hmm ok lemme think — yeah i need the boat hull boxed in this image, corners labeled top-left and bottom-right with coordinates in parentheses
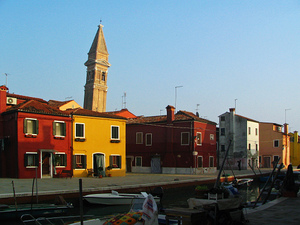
top-left (83, 193), bottom-right (160, 206)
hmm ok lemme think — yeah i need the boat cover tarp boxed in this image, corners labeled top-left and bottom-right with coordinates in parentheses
top-left (187, 197), bottom-right (242, 211)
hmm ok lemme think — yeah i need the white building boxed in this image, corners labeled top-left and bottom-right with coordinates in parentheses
top-left (218, 108), bottom-right (259, 170)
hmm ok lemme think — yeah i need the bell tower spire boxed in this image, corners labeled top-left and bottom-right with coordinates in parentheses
top-left (84, 23), bottom-right (111, 112)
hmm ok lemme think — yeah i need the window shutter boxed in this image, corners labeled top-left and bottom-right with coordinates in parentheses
top-left (109, 156), bottom-right (113, 167)
top-left (36, 120), bottom-right (39, 134)
top-left (53, 122), bottom-right (56, 136)
top-left (35, 154), bottom-right (39, 166)
top-left (24, 119), bottom-right (27, 133)
top-left (63, 123), bottom-right (66, 136)
top-left (72, 155), bottom-right (76, 169)
top-left (64, 154), bottom-right (67, 167)
top-left (24, 154), bottom-right (28, 166)
top-left (83, 155), bottom-right (87, 169)
top-left (118, 156), bottom-right (122, 168)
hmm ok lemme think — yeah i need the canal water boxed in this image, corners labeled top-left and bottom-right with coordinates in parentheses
top-left (3, 180), bottom-right (263, 224)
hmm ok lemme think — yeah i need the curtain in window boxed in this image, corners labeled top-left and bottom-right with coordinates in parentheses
top-left (94, 154), bottom-right (104, 176)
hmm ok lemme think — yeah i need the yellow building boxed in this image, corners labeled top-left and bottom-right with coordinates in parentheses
top-left (290, 131), bottom-right (300, 166)
top-left (69, 108), bottom-right (127, 177)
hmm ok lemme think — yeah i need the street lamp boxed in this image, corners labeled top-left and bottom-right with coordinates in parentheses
top-left (175, 86), bottom-right (183, 112)
top-left (285, 108), bottom-right (291, 124)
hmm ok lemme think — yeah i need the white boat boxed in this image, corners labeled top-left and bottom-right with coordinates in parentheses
top-left (83, 190), bottom-right (160, 206)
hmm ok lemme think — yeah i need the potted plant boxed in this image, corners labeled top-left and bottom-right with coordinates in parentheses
top-left (106, 166), bottom-right (112, 177)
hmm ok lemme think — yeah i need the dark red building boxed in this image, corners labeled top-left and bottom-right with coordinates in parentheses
top-left (126, 105), bottom-right (217, 174)
top-left (0, 86), bottom-right (72, 178)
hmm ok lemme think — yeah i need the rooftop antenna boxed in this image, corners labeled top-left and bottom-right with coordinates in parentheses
top-left (122, 92), bottom-right (127, 109)
top-left (65, 96), bottom-right (72, 101)
top-left (4, 73), bottom-right (9, 87)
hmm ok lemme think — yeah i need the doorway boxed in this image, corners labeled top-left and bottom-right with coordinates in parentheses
top-left (151, 156), bottom-right (161, 173)
top-left (93, 153), bottom-right (105, 177)
top-left (42, 152), bottom-right (52, 178)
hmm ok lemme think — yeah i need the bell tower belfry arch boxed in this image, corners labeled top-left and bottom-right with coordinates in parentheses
top-left (84, 24), bottom-right (111, 112)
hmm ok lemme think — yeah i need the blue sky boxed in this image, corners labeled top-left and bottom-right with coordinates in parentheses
top-left (1, 0), bottom-right (300, 131)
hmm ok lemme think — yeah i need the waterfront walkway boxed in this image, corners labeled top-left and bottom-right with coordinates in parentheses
top-left (1, 169), bottom-right (299, 224)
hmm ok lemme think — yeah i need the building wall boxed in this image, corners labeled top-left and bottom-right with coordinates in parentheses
top-left (72, 115), bottom-right (126, 177)
top-left (1, 112), bottom-right (72, 178)
top-left (290, 131), bottom-right (300, 166)
top-left (259, 123), bottom-right (283, 168)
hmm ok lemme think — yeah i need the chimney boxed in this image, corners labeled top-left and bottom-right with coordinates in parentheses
top-left (166, 105), bottom-right (175, 124)
top-left (229, 108), bottom-right (235, 114)
top-left (284, 123), bottom-right (289, 134)
top-left (0, 85), bottom-right (8, 113)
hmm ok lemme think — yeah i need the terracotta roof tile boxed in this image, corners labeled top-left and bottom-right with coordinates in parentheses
top-left (5, 100), bottom-right (69, 116)
top-left (67, 108), bottom-right (126, 120)
top-left (7, 93), bottom-right (47, 103)
top-left (48, 100), bottom-right (73, 108)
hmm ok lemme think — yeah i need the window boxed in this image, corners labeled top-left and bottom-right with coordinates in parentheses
top-left (53, 121), bottom-right (66, 137)
top-left (74, 155), bottom-right (86, 169)
top-left (274, 155), bottom-right (279, 163)
top-left (111, 126), bottom-right (120, 140)
top-left (24, 153), bottom-right (38, 167)
top-left (248, 127), bottom-right (251, 135)
top-left (221, 116), bottom-right (225, 121)
top-left (196, 132), bottom-right (202, 145)
top-left (221, 145), bottom-right (225, 152)
top-left (198, 156), bottom-right (203, 168)
top-left (209, 156), bottom-right (214, 167)
top-left (146, 133), bottom-right (152, 146)
top-left (210, 134), bottom-right (214, 141)
top-left (181, 132), bottom-right (189, 145)
top-left (256, 144), bottom-right (258, 151)
top-left (248, 143), bottom-right (251, 150)
top-left (274, 140), bottom-right (279, 147)
top-left (110, 155), bottom-right (121, 169)
top-left (54, 153), bottom-right (67, 167)
top-left (255, 128), bottom-right (258, 135)
top-left (75, 123), bottom-right (85, 138)
top-left (102, 72), bottom-right (106, 81)
top-left (136, 132), bottom-right (143, 144)
top-left (220, 128), bottom-right (225, 136)
top-left (135, 156), bottom-right (142, 167)
top-left (24, 118), bottom-right (39, 135)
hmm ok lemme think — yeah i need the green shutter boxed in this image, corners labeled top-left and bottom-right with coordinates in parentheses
top-left (64, 154), bottom-right (67, 167)
top-left (36, 120), bottom-right (39, 134)
top-left (83, 155), bottom-right (87, 169)
top-left (72, 155), bottom-right (76, 169)
top-left (63, 123), bottom-right (66, 136)
top-left (53, 122), bottom-right (56, 136)
top-left (24, 154), bottom-right (28, 166)
top-left (109, 155), bottom-right (112, 167)
top-left (35, 154), bottom-right (39, 166)
top-left (24, 119), bottom-right (27, 134)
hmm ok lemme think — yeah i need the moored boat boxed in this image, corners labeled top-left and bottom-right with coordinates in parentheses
top-left (83, 190), bottom-right (160, 206)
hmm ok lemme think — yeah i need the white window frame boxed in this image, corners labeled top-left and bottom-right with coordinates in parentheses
top-left (24, 118), bottom-right (38, 135)
top-left (145, 133), bottom-right (152, 146)
top-left (74, 154), bottom-right (86, 170)
top-left (25, 152), bottom-right (38, 168)
top-left (210, 134), bottom-right (214, 140)
top-left (136, 132), bottom-right (143, 144)
top-left (181, 132), bottom-right (190, 145)
top-left (54, 152), bottom-right (66, 168)
top-left (53, 120), bottom-right (66, 137)
top-left (109, 154), bottom-right (121, 169)
top-left (196, 132), bottom-right (202, 146)
top-left (111, 125), bottom-right (120, 140)
top-left (75, 123), bottom-right (85, 138)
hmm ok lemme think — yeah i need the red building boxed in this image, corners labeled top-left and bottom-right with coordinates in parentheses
top-left (0, 86), bottom-right (72, 178)
top-left (126, 105), bottom-right (217, 174)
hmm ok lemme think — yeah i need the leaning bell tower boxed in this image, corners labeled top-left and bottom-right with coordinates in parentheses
top-left (84, 23), bottom-right (110, 112)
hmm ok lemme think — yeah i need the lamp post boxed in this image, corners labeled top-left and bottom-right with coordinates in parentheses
top-left (285, 108), bottom-right (291, 124)
top-left (175, 86), bottom-right (183, 112)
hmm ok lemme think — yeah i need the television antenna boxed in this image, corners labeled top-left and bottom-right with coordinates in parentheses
top-left (4, 73), bottom-right (10, 86)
